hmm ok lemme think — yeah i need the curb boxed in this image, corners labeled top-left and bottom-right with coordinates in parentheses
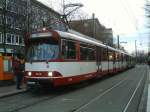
top-left (147, 85), bottom-right (150, 112)
top-left (137, 68), bottom-right (148, 112)
top-left (0, 89), bottom-right (27, 98)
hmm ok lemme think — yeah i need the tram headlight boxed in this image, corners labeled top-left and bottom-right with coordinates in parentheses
top-left (28, 72), bottom-right (32, 76)
top-left (48, 72), bottom-right (53, 77)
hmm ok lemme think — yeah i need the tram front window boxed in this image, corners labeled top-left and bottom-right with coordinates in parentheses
top-left (27, 43), bottom-right (59, 61)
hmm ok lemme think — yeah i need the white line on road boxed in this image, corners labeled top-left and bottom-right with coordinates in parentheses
top-left (123, 70), bottom-right (146, 112)
top-left (74, 79), bottom-right (126, 112)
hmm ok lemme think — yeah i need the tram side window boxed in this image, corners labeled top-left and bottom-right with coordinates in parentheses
top-left (101, 48), bottom-right (108, 61)
top-left (88, 49), bottom-right (95, 60)
top-left (126, 56), bottom-right (129, 62)
top-left (108, 50), bottom-right (114, 61)
top-left (116, 53), bottom-right (122, 61)
top-left (119, 53), bottom-right (122, 61)
top-left (80, 46), bottom-right (95, 61)
top-left (122, 54), bottom-right (124, 62)
top-left (62, 39), bottom-right (76, 59)
top-left (80, 46), bottom-right (88, 60)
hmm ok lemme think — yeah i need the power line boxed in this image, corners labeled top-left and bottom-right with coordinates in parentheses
top-left (125, 0), bottom-right (143, 43)
top-left (119, 0), bottom-right (142, 43)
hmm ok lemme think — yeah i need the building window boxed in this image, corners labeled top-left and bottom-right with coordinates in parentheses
top-left (6, 16), bottom-right (12, 26)
top-left (0, 0), bottom-right (2, 8)
top-left (11, 34), bottom-right (15, 45)
top-left (19, 36), bottom-right (24, 45)
top-left (0, 32), bottom-right (2, 43)
top-left (0, 14), bottom-right (2, 25)
top-left (6, 0), bottom-right (12, 11)
top-left (15, 35), bottom-right (19, 45)
top-left (6, 33), bottom-right (12, 44)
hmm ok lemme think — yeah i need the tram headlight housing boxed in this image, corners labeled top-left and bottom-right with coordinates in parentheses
top-left (48, 72), bottom-right (53, 77)
top-left (28, 72), bottom-right (32, 76)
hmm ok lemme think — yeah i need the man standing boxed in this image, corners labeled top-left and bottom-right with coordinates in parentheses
top-left (12, 54), bottom-right (25, 89)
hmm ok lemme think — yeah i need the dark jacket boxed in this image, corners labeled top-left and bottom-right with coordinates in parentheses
top-left (12, 58), bottom-right (24, 75)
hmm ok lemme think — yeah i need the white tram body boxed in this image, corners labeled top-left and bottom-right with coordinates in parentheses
top-left (25, 29), bottom-right (135, 87)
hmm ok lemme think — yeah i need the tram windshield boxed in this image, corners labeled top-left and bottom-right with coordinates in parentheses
top-left (27, 43), bottom-right (59, 61)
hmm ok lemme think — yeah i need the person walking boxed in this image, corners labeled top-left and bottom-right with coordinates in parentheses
top-left (12, 54), bottom-right (25, 89)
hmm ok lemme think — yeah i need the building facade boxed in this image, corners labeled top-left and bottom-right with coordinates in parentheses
top-left (30, 0), bottom-right (67, 32)
top-left (0, 0), bottom-right (67, 56)
top-left (69, 18), bottom-right (113, 46)
top-left (0, 0), bottom-right (27, 55)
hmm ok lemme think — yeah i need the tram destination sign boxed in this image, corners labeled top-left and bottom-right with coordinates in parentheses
top-left (31, 32), bottom-right (52, 38)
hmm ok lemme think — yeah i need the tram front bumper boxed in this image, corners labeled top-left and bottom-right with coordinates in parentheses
top-left (25, 77), bottom-right (53, 86)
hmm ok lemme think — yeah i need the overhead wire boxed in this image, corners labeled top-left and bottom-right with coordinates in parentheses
top-left (119, 0), bottom-right (142, 44)
top-left (125, 0), bottom-right (143, 44)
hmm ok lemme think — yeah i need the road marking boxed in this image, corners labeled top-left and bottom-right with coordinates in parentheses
top-left (123, 70), bottom-right (146, 112)
top-left (74, 79), bottom-right (126, 112)
top-left (61, 98), bottom-right (74, 102)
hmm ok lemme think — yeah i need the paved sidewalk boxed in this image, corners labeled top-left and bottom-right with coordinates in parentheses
top-left (147, 68), bottom-right (150, 112)
top-left (0, 84), bottom-right (26, 98)
top-left (147, 84), bottom-right (150, 112)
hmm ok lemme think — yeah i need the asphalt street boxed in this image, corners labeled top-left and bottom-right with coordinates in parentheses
top-left (0, 65), bottom-right (147, 112)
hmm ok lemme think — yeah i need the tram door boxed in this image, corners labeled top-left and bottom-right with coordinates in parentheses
top-left (96, 47), bottom-right (102, 76)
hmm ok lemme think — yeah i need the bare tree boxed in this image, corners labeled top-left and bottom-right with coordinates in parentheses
top-left (145, 1), bottom-right (150, 53)
top-left (1, 0), bottom-right (6, 55)
top-left (56, 0), bottom-right (84, 28)
top-left (68, 9), bottom-right (89, 21)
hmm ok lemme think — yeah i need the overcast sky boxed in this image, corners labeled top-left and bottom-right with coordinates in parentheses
top-left (38, 0), bottom-right (149, 53)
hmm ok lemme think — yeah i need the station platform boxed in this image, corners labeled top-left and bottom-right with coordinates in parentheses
top-left (147, 84), bottom-right (150, 112)
top-left (0, 84), bottom-right (26, 98)
top-left (147, 67), bottom-right (150, 112)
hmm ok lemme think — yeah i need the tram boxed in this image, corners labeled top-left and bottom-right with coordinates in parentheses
top-left (24, 28), bottom-right (135, 87)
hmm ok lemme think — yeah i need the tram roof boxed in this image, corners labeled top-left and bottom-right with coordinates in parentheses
top-left (31, 29), bottom-right (133, 57)
top-left (57, 30), bottom-right (106, 48)
top-left (56, 30), bottom-right (133, 57)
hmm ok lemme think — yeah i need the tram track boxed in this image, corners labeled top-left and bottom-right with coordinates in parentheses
top-left (0, 86), bottom-right (86, 112)
top-left (0, 67), bottom-right (144, 112)
top-left (71, 78), bottom-right (126, 112)
top-left (69, 66), bottom-right (147, 112)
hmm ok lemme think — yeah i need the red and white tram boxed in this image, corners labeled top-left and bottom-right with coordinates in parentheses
top-left (24, 28), bottom-right (135, 87)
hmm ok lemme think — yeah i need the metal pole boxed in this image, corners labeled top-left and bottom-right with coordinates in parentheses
top-left (2, 0), bottom-right (7, 55)
top-left (135, 40), bottom-right (137, 62)
top-left (117, 35), bottom-right (120, 49)
top-left (27, 0), bottom-right (31, 33)
top-left (92, 13), bottom-right (95, 39)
